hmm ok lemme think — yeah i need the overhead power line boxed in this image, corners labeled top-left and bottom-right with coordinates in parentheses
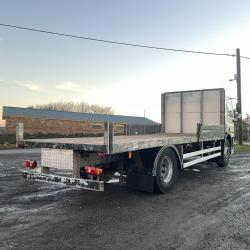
top-left (0, 23), bottom-right (236, 57)
top-left (240, 55), bottom-right (250, 60)
top-left (0, 23), bottom-right (250, 60)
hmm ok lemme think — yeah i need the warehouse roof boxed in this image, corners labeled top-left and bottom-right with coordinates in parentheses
top-left (2, 106), bottom-right (159, 125)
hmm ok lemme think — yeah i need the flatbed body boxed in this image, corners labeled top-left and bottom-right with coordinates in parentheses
top-left (24, 131), bottom-right (224, 154)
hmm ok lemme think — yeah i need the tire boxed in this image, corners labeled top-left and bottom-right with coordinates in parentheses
top-left (102, 168), bottom-right (116, 183)
top-left (154, 148), bottom-right (178, 193)
top-left (216, 139), bottom-right (231, 167)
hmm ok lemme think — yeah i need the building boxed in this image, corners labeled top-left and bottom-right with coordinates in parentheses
top-left (2, 106), bottom-right (160, 139)
top-left (0, 126), bottom-right (5, 143)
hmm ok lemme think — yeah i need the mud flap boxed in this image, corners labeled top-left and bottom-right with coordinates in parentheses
top-left (127, 172), bottom-right (154, 192)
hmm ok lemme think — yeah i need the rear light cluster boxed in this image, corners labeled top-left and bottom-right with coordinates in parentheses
top-left (24, 160), bottom-right (37, 169)
top-left (84, 166), bottom-right (103, 176)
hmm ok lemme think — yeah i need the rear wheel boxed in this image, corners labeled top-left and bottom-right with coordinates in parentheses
top-left (102, 173), bottom-right (114, 183)
top-left (216, 139), bottom-right (231, 167)
top-left (154, 148), bottom-right (178, 193)
top-left (102, 167), bottom-right (116, 183)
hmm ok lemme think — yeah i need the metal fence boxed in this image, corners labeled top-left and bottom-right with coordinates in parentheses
top-left (235, 122), bottom-right (250, 141)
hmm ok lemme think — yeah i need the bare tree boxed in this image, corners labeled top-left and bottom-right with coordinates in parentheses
top-left (28, 101), bottom-right (115, 115)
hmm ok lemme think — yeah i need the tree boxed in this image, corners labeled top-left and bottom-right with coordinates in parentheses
top-left (28, 101), bottom-right (115, 115)
top-left (245, 114), bottom-right (250, 124)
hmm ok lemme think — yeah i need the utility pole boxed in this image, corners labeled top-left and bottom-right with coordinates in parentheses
top-left (236, 48), bottom-right (243, 144)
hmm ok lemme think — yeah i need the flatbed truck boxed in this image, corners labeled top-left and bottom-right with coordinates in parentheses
top-left (22, 88), bottom-right (234, 193)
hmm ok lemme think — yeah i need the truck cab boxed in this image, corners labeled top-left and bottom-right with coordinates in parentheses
top-left (225, 97), bottom-right (235, 138)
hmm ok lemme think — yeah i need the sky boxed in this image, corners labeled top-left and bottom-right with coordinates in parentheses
top-left (0, 0), bottom-right (250, 126)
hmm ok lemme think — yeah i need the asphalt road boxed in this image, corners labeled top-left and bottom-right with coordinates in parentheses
top-left (0, 149), bottom-right (249, 250)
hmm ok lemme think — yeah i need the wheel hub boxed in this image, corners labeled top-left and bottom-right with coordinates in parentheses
top-left (160, 156), bottom-right (173, 183)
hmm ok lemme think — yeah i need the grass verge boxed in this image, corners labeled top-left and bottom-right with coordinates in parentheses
top-left (234, 144), bottom-right (250, 153)
top-left (0, 143), bottom-right (16, 150)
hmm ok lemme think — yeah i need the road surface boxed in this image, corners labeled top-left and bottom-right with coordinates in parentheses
top-left (0, 149), bottom-right (249, 249)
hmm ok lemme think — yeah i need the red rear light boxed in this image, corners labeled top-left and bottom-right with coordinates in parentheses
top-left (24, 160), bottom-right (31, 168)
top-left (84, 166), bottom-right (91, 174)
top-left (30, 160), bottom-right (37, 169)
top-left (84, 166), bottom-right (103, 176)
top-left (24, 160), bottom-right (37, 168)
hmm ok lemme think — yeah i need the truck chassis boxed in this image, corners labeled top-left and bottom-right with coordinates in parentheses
top-left (23, 123), bottom-right (232, 193)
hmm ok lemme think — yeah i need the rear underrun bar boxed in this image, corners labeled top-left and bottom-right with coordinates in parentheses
top-left (22, 171), bottom-right (104, 191)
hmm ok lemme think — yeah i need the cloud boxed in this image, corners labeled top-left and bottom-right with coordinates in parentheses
top-left (55, 81), bottom-right (81, 92)
top-left (22, 83), bottom-right (41, 91)
top-left (14, 81), bottom-right (41, 91)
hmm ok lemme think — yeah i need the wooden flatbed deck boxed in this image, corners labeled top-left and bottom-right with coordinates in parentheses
top-left (24, 132), bottom-right (224, 154)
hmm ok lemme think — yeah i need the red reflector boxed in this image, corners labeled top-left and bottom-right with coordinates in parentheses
top-left (84, 166), bottom-right (103, 176)
top-left (98, 152), bottom-right (106, 158)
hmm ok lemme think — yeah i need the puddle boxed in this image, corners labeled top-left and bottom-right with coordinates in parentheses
top-left (184, 168), bottom-right (201, 172)
top-left (16, 188), bottom-right (70, 200)
top-left (0, 206), bottom-right (21, 213)
top-left (228, 169), bottom-right (246, 173)
top-left (0, 173), bottom-right (8, 177)
top-left (238, 175), bottom-right (250, 180)
top-left (192, 169), bottom-right (200, 172)
top-left (0, 204), bottom-right (54, 216)
top-left (107, 179), bottom-right (119, 184)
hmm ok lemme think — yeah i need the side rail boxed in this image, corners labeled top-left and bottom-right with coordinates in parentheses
top-left (183, 145), bottom-right (221, 168)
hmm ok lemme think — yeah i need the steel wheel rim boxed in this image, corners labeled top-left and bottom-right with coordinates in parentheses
top-left (160, 156), bottom-right (173, 183)
top-left (224, 143), bottom-right (230, 162)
